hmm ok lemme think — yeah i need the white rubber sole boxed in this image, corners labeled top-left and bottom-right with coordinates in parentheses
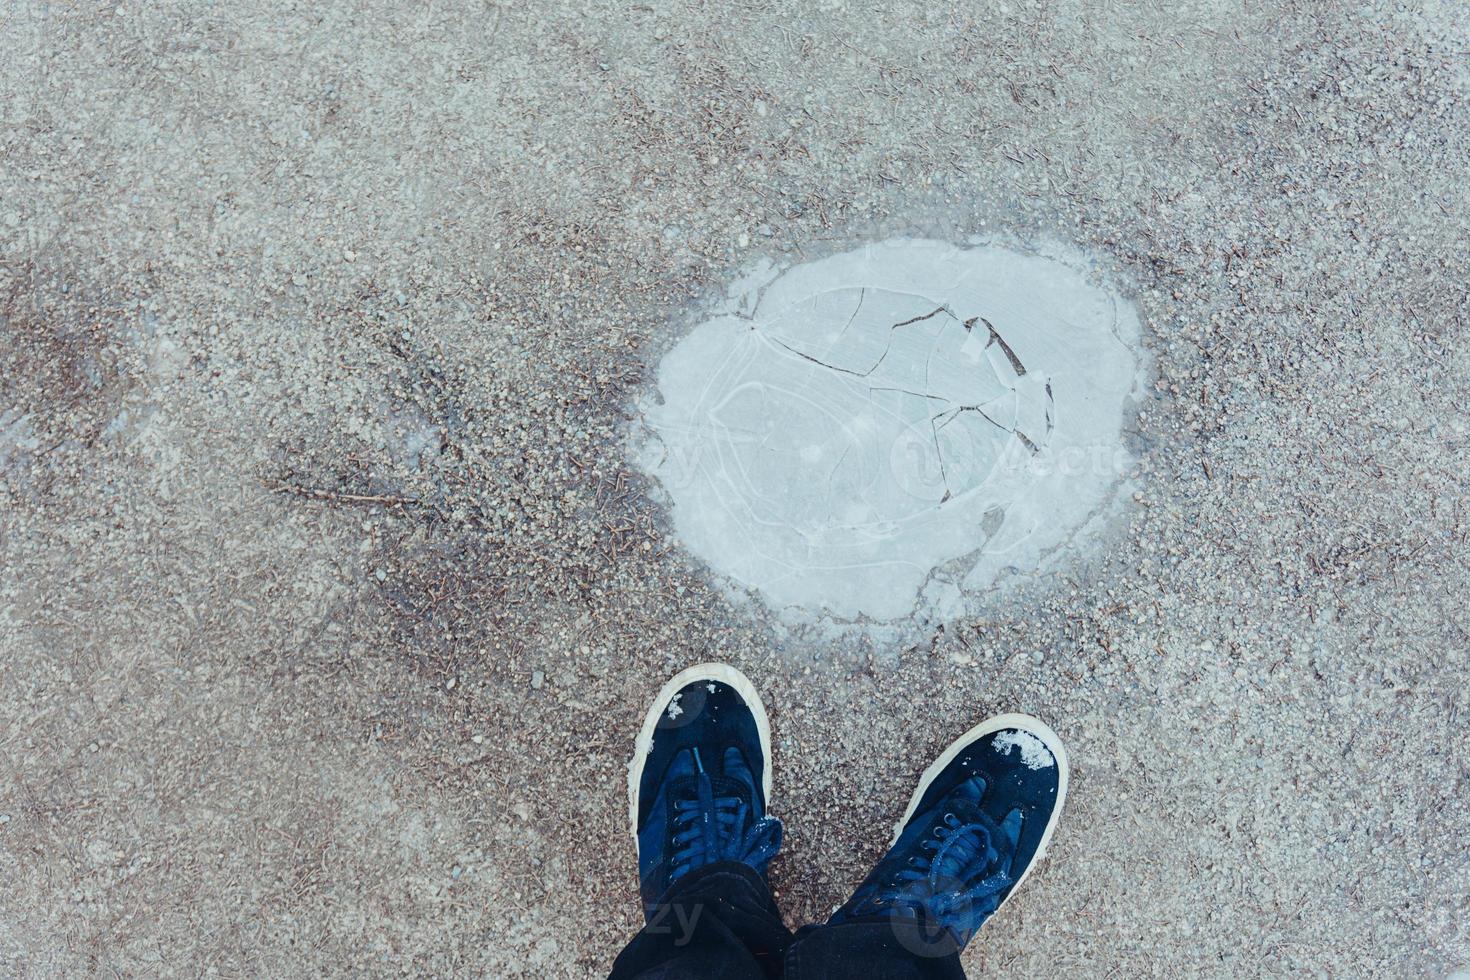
top-left (891, 712), bottom-right (1069, 915)
top-left (627, 662), bottom-right (774, 846)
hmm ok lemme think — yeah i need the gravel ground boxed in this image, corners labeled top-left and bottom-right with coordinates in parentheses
top-left (2, 0), bottom-right (1468, 976)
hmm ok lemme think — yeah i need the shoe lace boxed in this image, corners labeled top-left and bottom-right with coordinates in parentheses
top-left (866, 811), bottom-right (1015, 924)
top-left (669, 771), bottom-right (782, 883)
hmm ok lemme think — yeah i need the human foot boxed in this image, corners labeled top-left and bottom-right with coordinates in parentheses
top-left (627, 664), bottom-right (782, 916)
top-left (830, 714), bottom-right (1067, 952)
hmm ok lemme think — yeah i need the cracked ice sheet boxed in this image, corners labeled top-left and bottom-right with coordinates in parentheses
top-left (635, 238), bottom-right (1147, 623)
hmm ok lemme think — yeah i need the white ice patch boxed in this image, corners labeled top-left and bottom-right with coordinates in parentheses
top-left (666, 693), bottom-right (684, 720)
top-left (992, 730), bottom-right (1055, 770)
top-left (636, 238), bottom-right (1146, 622)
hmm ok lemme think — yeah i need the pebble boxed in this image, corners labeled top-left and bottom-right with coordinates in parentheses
top-left (531, 670), bottom-right (545, 690)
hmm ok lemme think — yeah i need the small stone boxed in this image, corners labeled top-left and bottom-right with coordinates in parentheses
top-left (531, 670), bottom-right (545, 689)
top-left (1030, 650), bottom-right (1045, 665)
top-left (374, 568), bottom-right (387, 581)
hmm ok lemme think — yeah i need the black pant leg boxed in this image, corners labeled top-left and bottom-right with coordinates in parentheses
top-left (609, 861), bottom-right (794, 980)
top-left (782, 919), bottom-right (967, 980)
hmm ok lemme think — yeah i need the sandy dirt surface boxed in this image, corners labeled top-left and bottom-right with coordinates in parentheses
top-left (2, 0), bottom-right (1468, 976)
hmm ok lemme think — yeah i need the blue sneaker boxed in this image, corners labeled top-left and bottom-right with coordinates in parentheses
top-left (627, 664), bottom-right (783, 917)
top-left (830, 714), bottom-right (1068, 953)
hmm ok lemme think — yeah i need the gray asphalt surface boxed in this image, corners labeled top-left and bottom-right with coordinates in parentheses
top-left (2, 0), bottom-right (1467, 975)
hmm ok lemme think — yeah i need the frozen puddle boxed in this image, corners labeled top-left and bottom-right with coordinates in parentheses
top-left (635, 238), bottom-right (1147, 623)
